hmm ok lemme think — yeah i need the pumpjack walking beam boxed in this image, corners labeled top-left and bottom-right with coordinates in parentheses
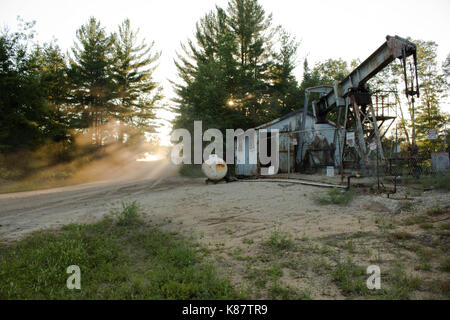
top-left (301, 35), bottom-right (420, 171)
top-left (314, 35), bottom-right (419, 124)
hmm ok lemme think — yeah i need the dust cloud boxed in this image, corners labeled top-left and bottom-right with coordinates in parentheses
top-left (0, 121), bottom-right (177, 193)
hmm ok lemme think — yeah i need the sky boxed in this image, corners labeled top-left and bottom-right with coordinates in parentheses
top-left (1, 0), bottom-right (449, 145)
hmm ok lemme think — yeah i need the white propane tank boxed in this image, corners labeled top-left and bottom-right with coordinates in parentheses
top-left (202, 155), bottom-right (227, 181)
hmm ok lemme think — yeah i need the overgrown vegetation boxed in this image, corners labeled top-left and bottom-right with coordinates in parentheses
top-left (418, 172), bottom-right (450, 191)
top-left (0, 202), bottom-right (240, 299)
top-left (313, 187), bottom-right (355, 206)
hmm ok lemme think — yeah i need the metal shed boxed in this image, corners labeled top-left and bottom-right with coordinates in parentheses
top-left (235, 109), bottom-right (338, 176)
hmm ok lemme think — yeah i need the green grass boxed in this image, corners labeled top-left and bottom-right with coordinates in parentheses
top-left (440, 221), bottom-right (450, 230)
top-left (398, 201), bottom-right (416, 212)
top-left (331, 257), bottom-right (369, 296)
top-left (263, 229), bottom-right (294, 251)
top-left (374, 215), bottom-right (395, 231)
top-left (268, 282), bottom-right (311, 300)
top-left (342, 240), bottom-right (356, 253)
top-left (330, 257), bottom-right (423, 299)
top-left (380, 267), bottom-right (422, 300)
top-left (114, 201), bottom-right (141, 226)
top-left (0, 202), bottom-right (240, 299)
top-left (402, 214), bottom-right (429, 226)
top-left (419, 223), bottom-right (433, 230)
top-left (428, 280), bottom-right (450, 297)
top-left (245, 263), bottom-right (283, 289)
top-left (313, 187), bottom-right (355, 206)
top-left (418, 171), bottom-right (450, 191)
top-left (426, 203), bottom-right (444, 216)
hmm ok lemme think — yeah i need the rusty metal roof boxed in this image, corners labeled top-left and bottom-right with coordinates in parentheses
top-left (255, 109), bottom-right (315, 130)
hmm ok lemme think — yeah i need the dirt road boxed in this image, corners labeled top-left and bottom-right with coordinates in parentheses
top-left (0, 159), bottom-right (180, 240)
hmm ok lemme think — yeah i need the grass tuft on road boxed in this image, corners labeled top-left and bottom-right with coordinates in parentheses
top-left (0, 202), bottom-right (240, 300)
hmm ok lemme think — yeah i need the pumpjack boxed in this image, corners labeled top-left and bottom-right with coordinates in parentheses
top-left (301, 35), bottom-right (420, 174)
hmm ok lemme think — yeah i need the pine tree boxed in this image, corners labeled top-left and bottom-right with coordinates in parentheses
top-left (112, 19), bottom-right (162, 144)
top-left (30, 42), bottom-right (73, 159)
top-left (68, 17), bottom-right (115, 147)
top-left (173, 0), bottom-right (300, 133)
top-left (0, 21), bottom-right (50, 153)
top-left (226, 0), bottom-right (274, 124)
top-left (413, 40), bottom-right (447, 153)
top-left (267, 29), bottom-right (302, 117)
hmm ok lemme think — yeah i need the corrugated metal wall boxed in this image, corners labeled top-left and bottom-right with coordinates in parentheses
top-left (235, 133), bottom-right (258, 176)
top-left (235, 111), bottom-right (340, 176)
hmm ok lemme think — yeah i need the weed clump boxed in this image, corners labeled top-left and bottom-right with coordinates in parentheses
top-left (331, 258), bottom-right (368, 296)
top-left (418, 171), bottom-right (450, 191)
top-left (426, 203), bottom-right (444, 216)
top-left (115, 201), bottom-right (141, 226)
top-left (313, 187), bottom-right (355, 206)
top-left (263, 229), bottom-right (293, 251)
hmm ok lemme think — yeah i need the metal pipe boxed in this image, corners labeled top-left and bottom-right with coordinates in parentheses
top-left (386, 175), bottom-right (397, 198)
top-left (238, 178), bottom-right (346, 189)
top-left (287, 136), bottom-right (290, 178)
top-left (347, 174), bottom-right (360, 190)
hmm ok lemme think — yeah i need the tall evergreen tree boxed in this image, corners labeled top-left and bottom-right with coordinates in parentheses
top-left (267, 30), bottom-right (302, 117)
top-left (173, 8), bottom-right (240, 132)
top-left (112, 19), bottom-right (162, 144)
top-left (443, 53), bottom-right (450, 80)
top-left (413, 40), bottom-right (448, 152)
top-left (173, 0), bottom-right (300, 134)
top-left (30, 42), bottom-right (73, 159)
top-left (226, 0), bottom-right (274, 124)
top-left (0, 21), bottom-right (51, 153)
top-left (68, 17), bottom-right (115, 147)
